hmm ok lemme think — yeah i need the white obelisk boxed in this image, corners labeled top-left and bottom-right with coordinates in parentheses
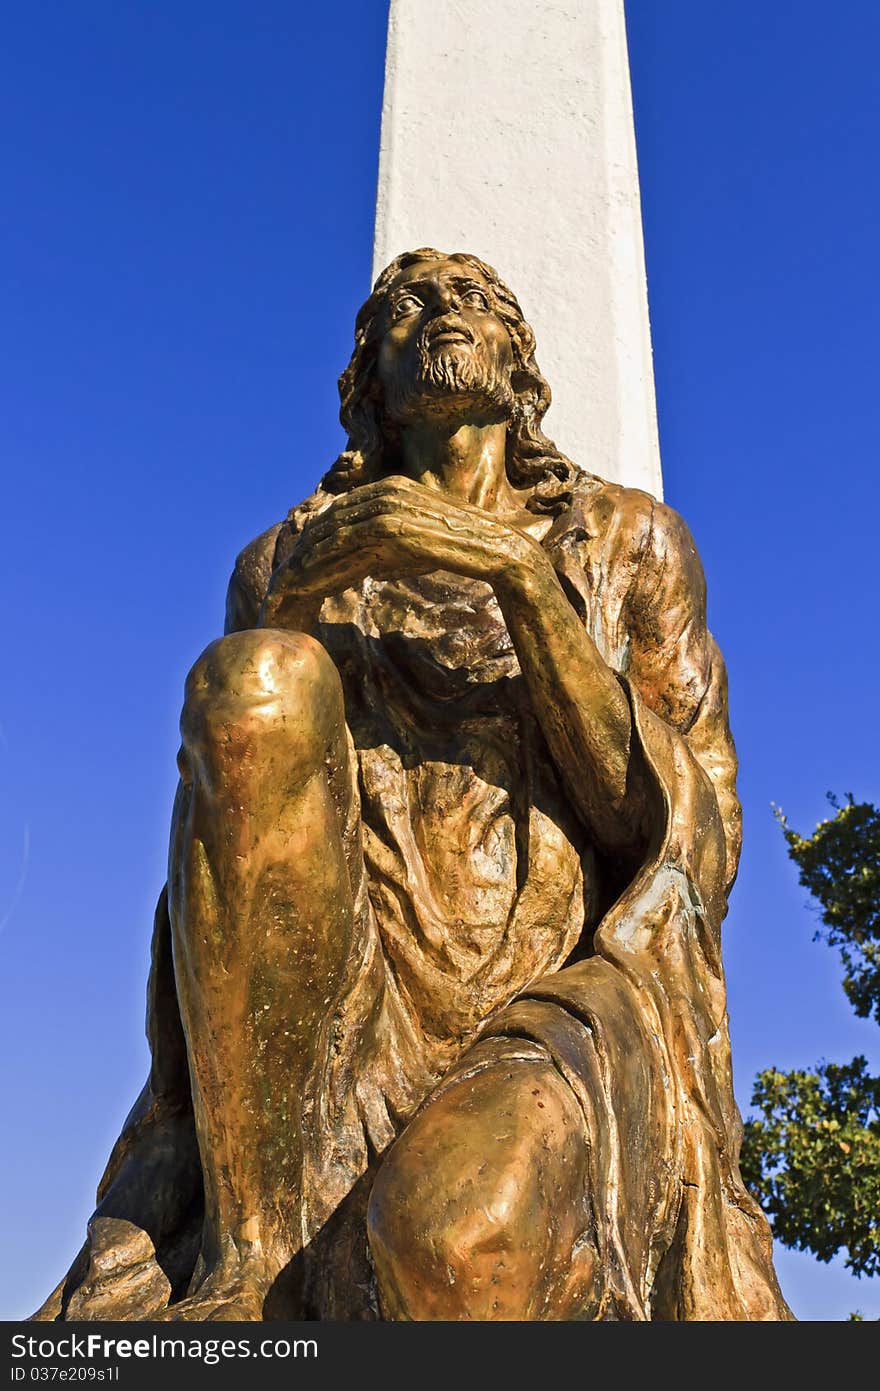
top-left (372, 0), bottom-right (662, 497)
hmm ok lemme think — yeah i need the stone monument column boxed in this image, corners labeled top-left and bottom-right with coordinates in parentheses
top-left (372, 0), bottom-right (662, 496)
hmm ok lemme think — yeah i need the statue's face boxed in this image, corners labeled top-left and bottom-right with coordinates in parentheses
top-left (376, 259), bottom-right (516, 425)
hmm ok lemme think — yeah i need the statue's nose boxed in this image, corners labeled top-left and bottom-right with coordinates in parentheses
top-left (432, 285), bottom-right (460, 314)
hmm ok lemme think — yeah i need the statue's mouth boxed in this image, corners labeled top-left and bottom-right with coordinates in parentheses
top-left (423, 319), bottom-right (475, 351)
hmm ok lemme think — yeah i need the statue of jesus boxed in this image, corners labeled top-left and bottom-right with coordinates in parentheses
top-left (36, 249), bottom-right (792, 1322)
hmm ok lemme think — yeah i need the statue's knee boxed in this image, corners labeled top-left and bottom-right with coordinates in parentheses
top-left (185, 629), bottom-right (337, 707)
top-left (367, 1058), bottom-right (589, 1319)
top-left (180, 630), bottom-right (343, 775)
top-left (368, 1162), bottom-right (512, 1314)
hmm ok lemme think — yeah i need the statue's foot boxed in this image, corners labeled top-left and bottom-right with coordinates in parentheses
top-left (61, 1219), bottom-right (173, 1322)
top-left (158, 1270), bottom-right (268, 1322)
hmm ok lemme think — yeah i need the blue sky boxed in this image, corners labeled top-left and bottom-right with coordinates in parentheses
top-left (1, 0), bottom-right (878, 1322)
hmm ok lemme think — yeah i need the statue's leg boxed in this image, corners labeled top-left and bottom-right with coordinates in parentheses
top-left (366, 1037), bottom-right (598, 1320)
top-left (165, 628), bottom-right (361, 1319)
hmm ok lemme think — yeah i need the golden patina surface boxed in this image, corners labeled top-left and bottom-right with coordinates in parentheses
top-left (34, 250), bottom-right (792, 1321)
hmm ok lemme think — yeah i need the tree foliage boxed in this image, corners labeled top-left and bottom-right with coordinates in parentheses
top-left (740, 1058), bottom-right (880, 1277)
top-left (740, 797), bottom-right (880, 1280)
top-left (779, 796), bottom-right (880, 1025)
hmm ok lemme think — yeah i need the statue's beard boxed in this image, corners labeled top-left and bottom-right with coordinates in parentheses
top-left (383, 340), bottom-right (516, 426)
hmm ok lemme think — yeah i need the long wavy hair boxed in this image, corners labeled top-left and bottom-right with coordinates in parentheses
top-left (320, 249), bottom-right (577, 514)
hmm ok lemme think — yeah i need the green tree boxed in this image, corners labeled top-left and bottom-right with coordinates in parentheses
top-left (739, 796), bottom-right (880, 1280)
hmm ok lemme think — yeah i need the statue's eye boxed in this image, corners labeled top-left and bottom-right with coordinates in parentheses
top-left (391, 294), bottom-right (422, 320)
top-left (462, 288), bottom-right (489, 310)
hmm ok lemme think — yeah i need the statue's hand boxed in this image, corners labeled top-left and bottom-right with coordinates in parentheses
top-left (263, 476), bottom-right (554, 623)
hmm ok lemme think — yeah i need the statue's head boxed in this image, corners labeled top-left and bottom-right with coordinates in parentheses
top-left (322, 249), bottom-right (576, 512)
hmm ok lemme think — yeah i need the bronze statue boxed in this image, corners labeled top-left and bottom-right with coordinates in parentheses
top-left (34, 249), bottom-right (792, 1321)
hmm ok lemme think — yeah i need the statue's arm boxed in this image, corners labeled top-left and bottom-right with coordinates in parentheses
top-left (616, 496), bottom-right (741, 887)
top-left (496, 495), bottom-right (719, 863)
top-left (493, 538), bottom-right (651, 860)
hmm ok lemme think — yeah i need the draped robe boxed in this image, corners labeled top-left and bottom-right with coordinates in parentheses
top-left (35, 467), bottom-right (793, 1321)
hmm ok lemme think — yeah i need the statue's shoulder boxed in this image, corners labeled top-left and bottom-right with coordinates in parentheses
top-left (224, 485), bottom-right (332, 634)
top-left (565, 471), bottom-right (701, 582)
top-left (225, 522), bottom-right (286, 634)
